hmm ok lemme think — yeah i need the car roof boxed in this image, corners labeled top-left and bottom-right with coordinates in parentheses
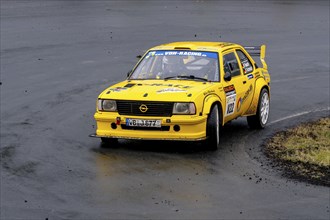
top-left (150, 41), bottom-right (240, 52)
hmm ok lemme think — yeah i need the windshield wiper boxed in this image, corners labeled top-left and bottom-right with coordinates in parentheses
top-left (164, 75), bottom-right (208, 82)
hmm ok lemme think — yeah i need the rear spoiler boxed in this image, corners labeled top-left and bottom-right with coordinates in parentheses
top-left (244, 45), bottom-right (267, 70)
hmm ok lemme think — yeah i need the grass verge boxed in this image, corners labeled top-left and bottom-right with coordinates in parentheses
top-left (266, 117), bottom-right (330, 186)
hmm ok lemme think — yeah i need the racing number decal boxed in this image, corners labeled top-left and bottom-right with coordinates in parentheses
top-left (224, 85), bottom-right (236, 116)
top-left (226, 96), bottom-right (236, 115)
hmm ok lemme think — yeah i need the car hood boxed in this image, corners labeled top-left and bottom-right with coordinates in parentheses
top-left (99, 80), bottom-right (216, 102)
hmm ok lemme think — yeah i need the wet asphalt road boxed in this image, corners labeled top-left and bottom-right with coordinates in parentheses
top-left (1, 1), bottom-right (329, 219)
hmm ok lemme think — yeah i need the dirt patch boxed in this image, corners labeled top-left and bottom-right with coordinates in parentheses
top-left (1, 145), bottom-right (39, 176)
top-left (265, 117), bottom-right (330, 186)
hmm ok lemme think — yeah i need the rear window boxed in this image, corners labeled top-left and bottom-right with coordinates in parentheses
top-left (236, 50), bottom-right (253, 74)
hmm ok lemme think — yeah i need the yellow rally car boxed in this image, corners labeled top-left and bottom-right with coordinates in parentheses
top-left (91, 42), bottom-right (270, 150)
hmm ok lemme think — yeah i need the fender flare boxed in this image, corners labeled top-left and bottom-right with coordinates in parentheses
top-left (244, 78), bottom-right (270, 116)
top-left (202, 95), bottom-right (224, 125)
top-left (255, 77), bottom-right (270, 100)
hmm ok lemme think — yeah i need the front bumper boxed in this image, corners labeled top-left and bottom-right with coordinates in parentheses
top-left (93, 112), bottom-right (208, 141)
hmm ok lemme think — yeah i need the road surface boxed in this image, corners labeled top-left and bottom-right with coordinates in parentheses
top-left (1, 1), bottom-right (329, 219)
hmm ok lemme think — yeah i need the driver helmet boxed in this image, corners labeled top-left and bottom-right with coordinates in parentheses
top-left (162, 56), bottom-right (183, 74)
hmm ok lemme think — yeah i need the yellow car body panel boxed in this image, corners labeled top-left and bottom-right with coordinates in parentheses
top-left (93, 42), bottom-right (270, 142)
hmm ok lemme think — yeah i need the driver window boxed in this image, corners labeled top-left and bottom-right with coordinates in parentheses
top-left (223, 52), bottom-right (240, 77)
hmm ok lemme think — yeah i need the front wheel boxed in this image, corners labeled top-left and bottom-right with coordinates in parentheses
top-left (247, 88), bottom-right (270, 129)
top-left (206, 105), bottom-right (221, 150)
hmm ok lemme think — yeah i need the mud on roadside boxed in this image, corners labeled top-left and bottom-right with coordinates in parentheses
top-left (264, 117), bottom-right (330, 187)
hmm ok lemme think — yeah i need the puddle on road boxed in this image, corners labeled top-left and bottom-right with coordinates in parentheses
top-left (90, 142), bottom-right (220, 207)
top-left (89, 120), bottom-right (251, 180)
top-left (87, 120), bottom-right (255, 206)
top-left (91, 140), bottom-right (215, 176)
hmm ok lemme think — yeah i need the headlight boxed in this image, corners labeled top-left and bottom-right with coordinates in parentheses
top-left (98, 99), bottom-right (117, 112)
top-left (173, 102), bottom-right (196, 115)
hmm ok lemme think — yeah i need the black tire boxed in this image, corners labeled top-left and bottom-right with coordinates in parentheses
top-left (247, 88), bottom-right (270, 129)
top-left (205, 105), bottom-right (221, 150)
top-left (100, 137), bottom-right (118, 148)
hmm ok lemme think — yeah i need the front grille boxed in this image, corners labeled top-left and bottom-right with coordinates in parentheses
top-left (116, 101), bottom-right (174, 116)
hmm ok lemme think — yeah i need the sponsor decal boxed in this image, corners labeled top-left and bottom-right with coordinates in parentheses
top-left (245, 67), bottom-right (253, 73)
top-left (247, 74), bottom-right (254, 80)
top-left (242, 85), bottom-right (253, 101)
top-left (145, 51), bottom-right (156, 59)
top-left (241, 60), bottom-right (253, 73)
top-left (224, 85), bottom-right (236, 116)
top-left (109, 87), bottom-right (128, 92)
top-left (157, 88), bottom-right (186, 93)
top-left (224, 85), bottom-right (236, 96)
top-left (144, 83), bottom-right (192, 89)
top-left (236, 85), bottom-right (253, 112)
top-left (224, 85), bottom-right (235, 93)
top-left (226, 94), bottom-right (236, 116)
top-left (148, 50), bottom-right (218, 59)
top-left (124, 83), bottom-right (136, 88)
top-left (237, 97), bottom-right (242, 111)
top-left (203, 89), bottom-right (215, 96)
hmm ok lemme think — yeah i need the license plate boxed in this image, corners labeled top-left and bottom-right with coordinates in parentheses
top-left (126, 118), bottom-right (161, 128)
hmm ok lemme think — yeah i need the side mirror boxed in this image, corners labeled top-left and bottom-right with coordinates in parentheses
top-left (224, 71), bottom-right (232, 81)
top-left (136, 55), bottom-right (142, 59)
top-left (127, 70), bottom-right (132, 77)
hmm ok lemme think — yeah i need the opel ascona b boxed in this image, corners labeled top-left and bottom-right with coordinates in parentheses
top-left (91, 42), bottom-right (270, 150)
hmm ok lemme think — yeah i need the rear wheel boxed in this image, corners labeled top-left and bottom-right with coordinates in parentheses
top-left (247, 88), bottom-right (270, 129)
top-left (206, 105), bottom-right (221, 150)
top-left (101, 137), bottom-right (118, 148)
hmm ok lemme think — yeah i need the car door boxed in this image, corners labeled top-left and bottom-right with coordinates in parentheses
top-left (222, 50), bottom-right (247, 121)
top-left (235, 49), bottom-right (256, 115)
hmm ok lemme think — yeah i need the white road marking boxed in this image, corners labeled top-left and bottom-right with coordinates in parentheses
top-left (269, 107), bottom-right (330, 125)
top-left (271, 75), bottom-right (329, 83)
top-left (271, 76), bottom-right (312, 83)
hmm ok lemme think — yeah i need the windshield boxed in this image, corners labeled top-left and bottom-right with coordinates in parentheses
top-left (129, 50), bottom-right (219, 82)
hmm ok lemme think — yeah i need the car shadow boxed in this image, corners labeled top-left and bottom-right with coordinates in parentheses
top-left (93, 118), bottom-right (254, 155)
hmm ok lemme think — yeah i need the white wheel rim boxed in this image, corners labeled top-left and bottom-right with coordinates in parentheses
top-left (260, 92), bottom-right (269, 125)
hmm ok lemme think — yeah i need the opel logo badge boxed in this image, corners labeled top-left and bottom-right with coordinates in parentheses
top-left (139, 104), bottom-right (148, 113)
